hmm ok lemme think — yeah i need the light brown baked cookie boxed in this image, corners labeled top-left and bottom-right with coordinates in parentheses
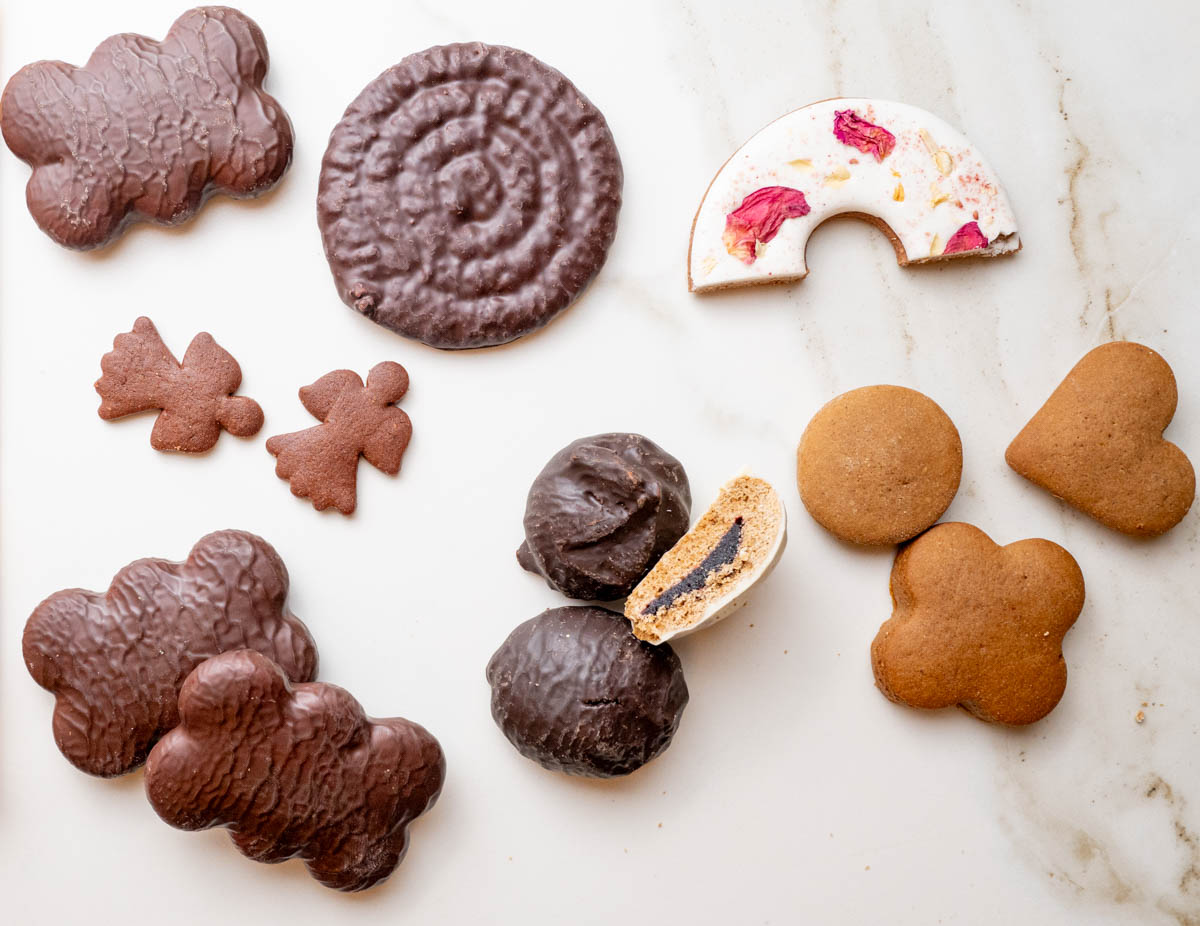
top-left (797, 385), bottom-right (962, 544)
top-left (1006, 342), bottom-right (1195, 536)
top-left (871, 522), bottom-right (1084, 726)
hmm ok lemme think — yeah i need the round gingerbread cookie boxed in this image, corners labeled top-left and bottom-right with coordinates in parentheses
top-left (317, 43), bottom-right (623, 350)
top-left (797, 385), bottom-right (962, 545)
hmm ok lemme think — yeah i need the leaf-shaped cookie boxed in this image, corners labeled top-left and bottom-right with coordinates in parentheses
top-left (1006, 342), bottom-right (1195, 536)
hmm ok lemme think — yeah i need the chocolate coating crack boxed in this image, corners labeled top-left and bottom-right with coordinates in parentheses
top-left (317, 42), bottom-right (623, 349)
top-left (642, 518), bottom-right (744, 616)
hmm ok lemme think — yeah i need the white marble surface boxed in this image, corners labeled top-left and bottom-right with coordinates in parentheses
top-left (1, 1), bottom-right (1197, 923)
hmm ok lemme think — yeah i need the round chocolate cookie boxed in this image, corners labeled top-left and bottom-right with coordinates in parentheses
top-left (317, 43), bottom-right (623, 350)
top-left (797, 385), bottom-right (963, 545)
top-left (486, 607), bottom-right (688, 778)
top-left (517, 433), bottom-right (691, 600)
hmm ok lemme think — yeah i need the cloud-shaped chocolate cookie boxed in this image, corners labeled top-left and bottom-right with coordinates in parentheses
top-left (23, 530), bottom-right (317, 777)
top-left (0, 7), bottom-right (293, 249)
top-left (145, 650), bottom-right (445, 892)
top-left (871, 522), bottom-right (1084, 726)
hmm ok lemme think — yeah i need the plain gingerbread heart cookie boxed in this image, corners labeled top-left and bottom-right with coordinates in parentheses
top-left (871, 522), bottom-right (1084, 726)
top-left (1006, 341), bottom-right (1195, 536)
top-left (797, 385), bottom-right (962, 545)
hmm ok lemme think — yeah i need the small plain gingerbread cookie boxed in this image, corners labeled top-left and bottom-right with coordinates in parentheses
top-left (266, 363), bottom-right (412, 515)
top-left (797, 385), bottom-right (962, 545)
top-left (1006, 341), bottom-right (1195, 536)
top-left (96, 317), bottom-right (263, 453)
top-left (871, 522), bottom-right (1085, 726)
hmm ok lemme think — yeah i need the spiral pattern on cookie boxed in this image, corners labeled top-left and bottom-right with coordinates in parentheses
top-left (317, 43), bottom-right (623, 350)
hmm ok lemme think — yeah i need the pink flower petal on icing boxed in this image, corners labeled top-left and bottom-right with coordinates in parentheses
top-left (832, 110), bottom-right (896, 162)
top-left (943, 221), bottom-right (989, 254)
top-left (722, 186), bottom-right (811, 264)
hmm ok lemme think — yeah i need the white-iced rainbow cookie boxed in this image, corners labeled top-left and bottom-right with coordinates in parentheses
top-left (687, 98), bottom-right (1019, 292)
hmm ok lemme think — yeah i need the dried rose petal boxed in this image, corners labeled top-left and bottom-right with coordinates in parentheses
top-left (833, 110), bottom-right (896, 162)
top-left (943, 221), bottom-right (989, 254)
top-left (722, 186), bottom-right (810, 264)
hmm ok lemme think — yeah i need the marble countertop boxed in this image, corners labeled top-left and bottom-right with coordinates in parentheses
top-left (1, 1), bottom-right (1196, 923)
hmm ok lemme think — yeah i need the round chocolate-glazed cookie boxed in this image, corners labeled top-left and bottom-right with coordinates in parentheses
top-left (517, 433), bottom-right (691, 600)
top-left (317, 43), bottom-right (623, 349)
top-left (486, 607), bottom-right (688, 777)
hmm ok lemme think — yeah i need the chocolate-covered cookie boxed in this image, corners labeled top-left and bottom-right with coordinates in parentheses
top-left (317, 43), bottom-right (622, 349)
top-left (23, 530), bottom-right (316, 777)
top-left (1, 7), bottom-right (293, 250)
top-left (486, 606), bottom-right (688, 778)
top-left (517, 433), bottom-right (691, 600)
top-left (146, 650), bottom-right (444, 892)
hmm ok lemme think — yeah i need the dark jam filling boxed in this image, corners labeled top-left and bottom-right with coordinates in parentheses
top-left (642, 518), bottom-right (744, 616)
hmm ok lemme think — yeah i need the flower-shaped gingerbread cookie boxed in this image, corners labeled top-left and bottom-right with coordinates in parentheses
top-left (23, 530), bottom-right (317, 777)
top-left (0, 7), bottom-right (293, 249)
top-left (871, 522), bottom-right (1084, 726)
top-left (145, 650), bottom-right (445, 892)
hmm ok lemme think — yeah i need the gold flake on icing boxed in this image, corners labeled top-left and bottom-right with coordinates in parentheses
top-left (920, 128), bottom-right (954, 176)
top-left (929, 233), bottom-right (943, 256)
top-left (824, 165), bottom-right (851, 186)
top-left (788, 158), bottom-right (813, 170)
top-left (702, 256), bottom-right (718, 276)
top-left (892, 183), bottom-right (905, 202)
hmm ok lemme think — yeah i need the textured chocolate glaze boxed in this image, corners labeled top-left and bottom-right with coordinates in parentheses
top-left (486, 607), bottom-right (688, 777)
top-left (145, 650), bottom-right (444, 892)
top-left (517, 433), bottom-right (691, 600)
top-left (0, 6), bottom-right (293, 250)
top-left (23, 530), bottom-right (317, 777)
top-left (317, 42), bottom-right (622, 349)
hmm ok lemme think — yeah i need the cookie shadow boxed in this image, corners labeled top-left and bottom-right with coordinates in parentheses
top-left (75, 176), bottom-right (293, 263)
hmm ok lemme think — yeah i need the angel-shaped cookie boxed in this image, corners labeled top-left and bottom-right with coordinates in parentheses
top-left (266, 362), bottom-right (412, 514)
top-left (95, 317), bottom-right (264, 452)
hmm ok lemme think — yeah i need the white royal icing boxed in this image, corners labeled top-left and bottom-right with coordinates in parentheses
top-left (688, 98), bottom-right (1020, 292)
